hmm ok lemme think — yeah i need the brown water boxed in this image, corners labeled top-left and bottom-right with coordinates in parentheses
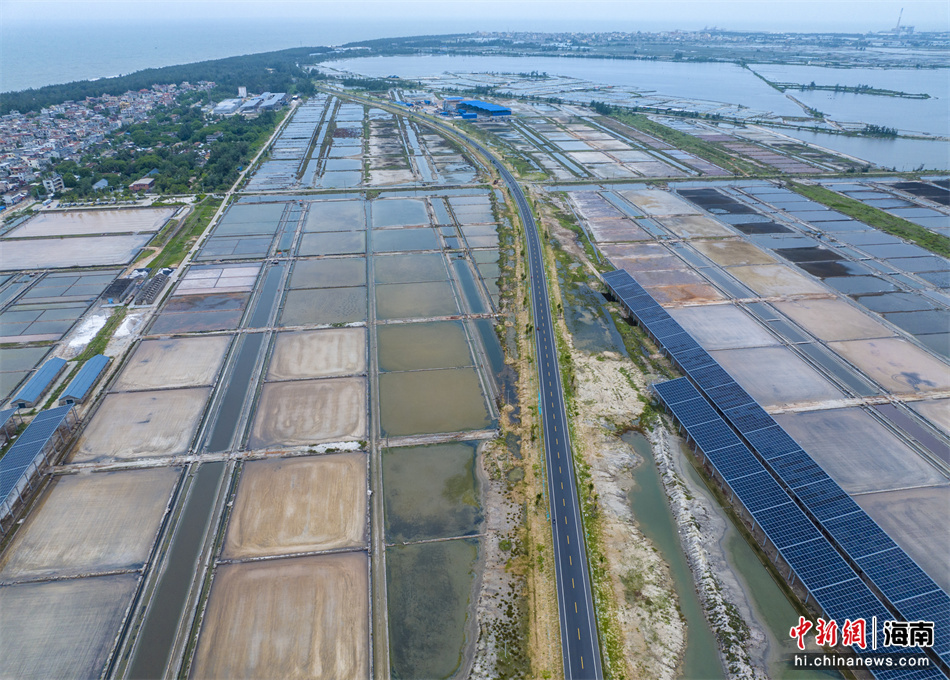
top-left (378, 368), bottom-right (491, 437)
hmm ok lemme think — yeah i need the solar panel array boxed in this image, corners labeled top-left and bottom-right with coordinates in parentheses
top-left (0, 405), bottom-right (72, 521)
top-left (655, 378), bottom-right (942, 679)
top-left (0, 408), bottom-right (16, 431)
top-left (604, 268), bottom-right (950, 669)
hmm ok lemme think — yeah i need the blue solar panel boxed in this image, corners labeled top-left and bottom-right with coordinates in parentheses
top-left (636, 307), bottom-right (670, 324)
top-left (703, 382), bottom-right (755, 410)
top-left (767, 450), bottom-right (827, 489)
top-left (795, 478), bottom-right (860, 521)
top-left (653, 378), bottom-right (701, 406)
top-left (723, 402), bottom-right (774, 434)
top-left (688, 419), bottom-right (741, 453)
top-left (856, 548), bottom-right (941, 604)
top-left (728, 471), bottom-right (790, 514)
top-left (705, 443), bottom-right (763, 481)
top-left (783, 537), bottom-right (857, 592)
top-left (672, 397), bottom-right (721, 428)
top-left (812, 575), bottom-right (892, 627)
top-left (603, 270), bottom-right (630, 285)
top-left (60, 354), bottom-right (110, 403)
top-left (899, 589), bottom-right (950, 656)
top-left (0, 405), bottom-right (72, 512)
top-left (743, 425), bottom-right (801, 459)
top-left (0, 408), bottom-right (17, 430)
top-left (662, 333), bottom-right (701, 354)
top-left (753, 501), bottom-right (822, 549)
top-left (649, 318), bottom-right (687, 339)
top-left (675, 348), bottom-right (716, 371)
top-left (689, 365), bottom-right (734, 390)
top-left (823, 512), bottom-right (899, 559)
top-left (14, 357), bottom-right (66, 406)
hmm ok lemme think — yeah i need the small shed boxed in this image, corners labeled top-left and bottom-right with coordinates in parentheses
top-left (12, 357), bottom-right (67, 409)
top-left (59, 355), bottom-right (111, 405)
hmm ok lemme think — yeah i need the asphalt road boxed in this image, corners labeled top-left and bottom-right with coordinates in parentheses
top-left (321, 90), bottom-right (603, 678)
top-left (467, 139), bottom-right (604, 679)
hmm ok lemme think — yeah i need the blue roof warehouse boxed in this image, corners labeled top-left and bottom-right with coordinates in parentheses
top-left (457, 100), bottom-right (511, 118)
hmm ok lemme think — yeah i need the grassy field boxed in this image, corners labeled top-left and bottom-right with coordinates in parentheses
top-left (149, 197), bottom-right (222, 270)
top-left (789, 182), bottom-right (950, 257)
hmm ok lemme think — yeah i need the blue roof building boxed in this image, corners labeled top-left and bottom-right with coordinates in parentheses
top-left (458, 100), bottom-right (511, 117)
top-left (12, 357), bottom-right (67, 409)
top-left (59, 355), bottom-right (111, 405)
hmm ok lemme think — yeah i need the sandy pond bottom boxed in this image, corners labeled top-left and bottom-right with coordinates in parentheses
top-left (249, 378), bottom-right (366, 449)
top-left (113, 335), bottom-right (231, 391)
top-left (191, 553), bottom-right (369, 679)
top-left (267, 328), bottom-right (366, 380)
top-left (224, 453), bottom-right (367, 559)
top-left (0, 573), bottom-right (138, 679)
top-left (0, 468), bottom-right (178, 582)
top-left (71, 388), bottom-right (210, 462)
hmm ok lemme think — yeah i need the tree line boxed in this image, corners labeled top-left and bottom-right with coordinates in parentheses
top-left (1, 47), bottom-right (329, 115)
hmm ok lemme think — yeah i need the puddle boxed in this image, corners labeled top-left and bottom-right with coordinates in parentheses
top-left (374, 253), bottom-right (447, 284)
top-left (297, 231), bottom-right (365, 256)
top-left (452, 259), bottom-right (487, 314)
top-left (304, 201), bottom-right (365, 232)
top-left (383, 442), bottom-right (482, 543)
top-left (386, 538), bottom-right (479, 680)
top-left (556, 259), bottom-right (628, 355)
top-left (290, 258), bottom-right (366, 289)
top-left (245, 264), bottom-right (285, 328)
top-left (823, 276), bottom-right (897, 295)
top-left (797, 260), bottom-right (872, 278)
top-left (373, 228), bottom-right (441, 253)
top-left (205, 333), bottom-right (265, 452)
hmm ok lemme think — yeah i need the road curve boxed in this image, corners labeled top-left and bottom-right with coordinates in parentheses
top-left (321, 90), bottom-right (603, 679)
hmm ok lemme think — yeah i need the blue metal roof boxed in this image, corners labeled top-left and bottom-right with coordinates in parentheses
top-left (13, 357), bottom-right (67, 407)
top-left (459, 100), bottom-right (511, 114)
top-left (0, 404), bottom-right (72, 519)
top-left (60, 355), bottom-right (110, 404)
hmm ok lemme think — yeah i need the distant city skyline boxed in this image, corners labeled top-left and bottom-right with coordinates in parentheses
top-left (3, 0), bottom-right (949, 33)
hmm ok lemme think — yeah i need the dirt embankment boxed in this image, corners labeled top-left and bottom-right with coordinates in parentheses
top-left (540, 188), bottom-right (772, 679)
top-left (539, 192), bottom-right (687, 679)
top-left (470, 184), bottom-right (562, 680)
top-left (650, 425), bottom-right (769, 680)
top-left (573, 351), bottom-right (687, 680)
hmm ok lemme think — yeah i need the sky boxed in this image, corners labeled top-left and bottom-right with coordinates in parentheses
top-left (2, 0), bottom-right (949, 32)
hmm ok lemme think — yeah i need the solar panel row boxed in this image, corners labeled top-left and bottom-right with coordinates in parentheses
top-left (654, 378), bottom-right (943, 677)
top-left (605, 269), bottom-right (949, 671)
top-left (0, 404), bottom-right (72, 519)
